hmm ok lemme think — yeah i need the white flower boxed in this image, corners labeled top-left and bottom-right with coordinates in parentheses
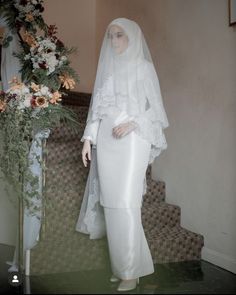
top-left (61, 56), bottom-right (67, 62)
top-left (35, 86), bottom-right (50, 97)
top-left (38, 45), bottom-right (44, 53)
top-left (8, 86), bottom-right (28, 97)
top-left (23, 94), bottom-right (32, 108)
top-left (21, 85), bottom-right (30, 95)
top-left (40, 39), bottom-right (56, 51)
top-left (32, 62), bottom-right (40, 70)
top-left (24, 54), bottom-right (31, 60)
top-left (59, 55), bottom-right (67, 66)
top-left (25, 4), bottom-right (34, 13)
top-left (40, 86), bottom-right (50, 96)
top-left (46, 54), bottom-right (58, 74)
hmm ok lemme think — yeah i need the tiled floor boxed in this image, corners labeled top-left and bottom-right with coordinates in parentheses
top-left (1, 244), bottom-right (236, 294)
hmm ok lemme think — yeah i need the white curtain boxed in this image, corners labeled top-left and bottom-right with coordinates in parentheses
top-left (0, 17), bottom-right (21, 90)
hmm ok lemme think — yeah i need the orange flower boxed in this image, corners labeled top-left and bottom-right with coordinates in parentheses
top-left (8, 77), bottom-right (24, 91)
top-left (35, 96), bottom-right (48, 108)
top-left (25, 13), bottom-right (34, 22)
top-left (30, 82), bottom-right (40, 92)
top-left (50, 91), bottom-right (62, 104)
top-left (0, 100), bottom-right (6, 112)
top-left (22, 31), bottom-right (38, 48)
top-left (9, 77), bottom-right (20, 85)
top-left (59, 74), bottom-right (76, 90)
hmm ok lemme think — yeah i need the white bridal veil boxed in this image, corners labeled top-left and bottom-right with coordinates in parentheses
top-left (76, 18), bottom-right (169, 239)
top-left (86, 17), bottom-right (169, 163)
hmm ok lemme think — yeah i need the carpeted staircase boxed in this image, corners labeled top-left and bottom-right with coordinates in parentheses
top-left (30, 93), bottom-right (204, 275)
top-left (142, 168), bottom-right (204, 263)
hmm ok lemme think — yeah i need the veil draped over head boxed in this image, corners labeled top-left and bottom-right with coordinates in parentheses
top-left (87, 18), bottom-right (169, 164)
top-left (76, 18), bottom-right (170, 239)
top-left (86, 17), bottom-right (169, 164)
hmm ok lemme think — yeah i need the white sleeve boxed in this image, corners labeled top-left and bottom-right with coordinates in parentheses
top-left (81, 119), bottom-right (101, 145)
top-left (130, 67), bottom-right (168, 163)
top-left (131, 109), bottom-right (167, 164)
top-left (131, 77), bottom-right (167, 149)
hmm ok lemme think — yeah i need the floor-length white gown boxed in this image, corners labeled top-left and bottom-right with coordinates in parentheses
top-left (96, 108), bottom-right (155, 279)
top-left (76, 17), bottom-right (169, 281)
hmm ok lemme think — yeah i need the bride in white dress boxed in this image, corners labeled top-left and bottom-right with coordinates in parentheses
top-left (76, 18), bottom-right (169, 292)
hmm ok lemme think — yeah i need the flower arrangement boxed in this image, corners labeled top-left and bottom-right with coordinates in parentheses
top-left (0, 77), bottom-right (78, 214)
top-left (0, 0), bottom-right (79, 216)
top-left (3, 77), bottom-right (63, 110)
top-left (17, 24), bottom-right (78, 90)
top-left (14, 0), bottom-right (45, 26)
top-left (25, 35), bottom-right (64, 75)
top-left (0, 0), bottom-right (46, 34)
top-left (0, 0), bottom-right (78, 90)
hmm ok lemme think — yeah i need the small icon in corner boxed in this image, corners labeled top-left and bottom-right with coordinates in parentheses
top-left (8, 272), bottom-right (22, 287)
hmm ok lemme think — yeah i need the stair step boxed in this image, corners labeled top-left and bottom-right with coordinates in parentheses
top-left (142, 202), bottom-right (181, 228)
top-left (30, 235), bottom-right (109, 275)
top-left (44, 160), bottom-right (88, 192)
top-left (45, 141), bottom-right (82, 168)
top-left (146, 225), bottom-right (204, 263)
top-left (144, 165), bottom-right (166, 203)
top-left (61, 105), bottom-right (89, 124)
top-left (49, 123), bottom-right (85, 142)
top-left (144, 178), bottom-right (166, 203)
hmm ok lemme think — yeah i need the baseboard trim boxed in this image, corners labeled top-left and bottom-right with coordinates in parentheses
top-left (202, 246), bottom-right (236, 274)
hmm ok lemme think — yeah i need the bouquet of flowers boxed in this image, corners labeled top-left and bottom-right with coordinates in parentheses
top-left (14, 0), bottom-right (45, 25)
top-left (0, 0), bottom-right (80, 216)
top-left (0, 0), bottom-right (46, 33)
top-left (0, 77), bottom-right (78, 214)
top-left (24, 34), bottom-right (67, 75)
top-left (2, 77), bottom-right (62, 109)
top-left (17, 25), bottom-right (78, 90)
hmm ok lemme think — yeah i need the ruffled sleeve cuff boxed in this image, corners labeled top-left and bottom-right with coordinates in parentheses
top-left (81, 119), bottom-right (101, 145)
top-left (130, 115), bottom-right (168, 164)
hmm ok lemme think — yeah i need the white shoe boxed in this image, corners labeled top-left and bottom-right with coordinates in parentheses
top-left (110, 274), bottom-right (120, 282)
top-left (117, 278), bottom-right (139, 292)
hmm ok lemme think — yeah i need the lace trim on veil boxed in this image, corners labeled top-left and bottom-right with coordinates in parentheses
top-left (90, 75), bottom-right (139, 122)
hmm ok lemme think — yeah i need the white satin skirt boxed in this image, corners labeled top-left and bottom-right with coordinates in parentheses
top-left (96, 110), bottom-right (154, 279)
top-left (104, 207), bottom-right (154, 279)
top-left (96, 110), bottom-right (151, 208)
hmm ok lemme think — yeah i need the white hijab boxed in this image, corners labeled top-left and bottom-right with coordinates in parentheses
top-left (86, 17), bottom-right (169, 132)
